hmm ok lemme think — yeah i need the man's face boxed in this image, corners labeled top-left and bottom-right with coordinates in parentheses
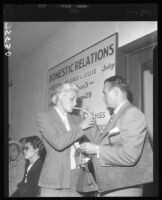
top-left (60, 89), bottom-right (78, 113)
top-left (103, 82), bottom-right (117, 109)
top-left (9, 144), bottom-right (19, 161)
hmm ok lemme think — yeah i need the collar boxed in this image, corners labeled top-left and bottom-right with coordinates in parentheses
top-left (114, 100), bottom-right (128, 115)
top-left (28, 157), bottom-right (39, 167)
top-left (54, 106), bottom-right (67, 121)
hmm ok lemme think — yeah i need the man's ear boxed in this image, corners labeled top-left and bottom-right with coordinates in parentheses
top-left (113, 86), bottom-right (119, 95)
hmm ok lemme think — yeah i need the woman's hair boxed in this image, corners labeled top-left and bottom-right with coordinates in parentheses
top-left (25, 136), bottom-right (46, 159)
top-left (52, 83), bottom-right (79, 105)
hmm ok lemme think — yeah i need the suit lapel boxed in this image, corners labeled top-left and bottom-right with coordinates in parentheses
top-left (67, 114), bottom-right (82, 168)
top-left (49, 107), bottom-right (67, 133)
top-left (98, 101), bottom-right (132, 142)
top-left (27, 158), bottom-right (41, 177)
top-left (49, 108), bottom-right (79, 135)
top-left (67, 113), bottom-right (79, 126)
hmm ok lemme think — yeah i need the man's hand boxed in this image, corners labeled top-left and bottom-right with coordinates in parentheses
top-left (79, 142), bottom-right (99, 155)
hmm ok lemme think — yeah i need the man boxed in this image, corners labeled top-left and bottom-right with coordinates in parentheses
top-left (79, 75), bottom-right (153, 196)
top-left (37, 83), bottom-right (96, 197)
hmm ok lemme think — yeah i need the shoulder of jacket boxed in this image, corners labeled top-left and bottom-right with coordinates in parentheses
top-left (123, 104), bottom-right (145, 120)
top-left (37, 111), bottom-right (50, 118)
top-left (128, 105), bottom-right (144, 114)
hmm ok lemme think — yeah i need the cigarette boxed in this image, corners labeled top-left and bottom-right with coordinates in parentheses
top-left (73, 107), bottom-right (82, 110)
top-left (73, 107), bottom-right (91, 115)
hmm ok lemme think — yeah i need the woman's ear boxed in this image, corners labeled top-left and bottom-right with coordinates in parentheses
top-left (52, 95), bottom-right (57, 104)
top-left (35, 148), bottom-right (39, 154)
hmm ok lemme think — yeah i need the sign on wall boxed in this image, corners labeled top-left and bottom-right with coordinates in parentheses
top-left (46, 32), bottom-right (118, 127)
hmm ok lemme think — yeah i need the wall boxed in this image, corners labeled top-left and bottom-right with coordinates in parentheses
top-left (9, 21), bottom-right (157, 140)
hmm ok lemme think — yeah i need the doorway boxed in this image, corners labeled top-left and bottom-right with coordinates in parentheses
top-left (116, 31), bottom-right (157, 196)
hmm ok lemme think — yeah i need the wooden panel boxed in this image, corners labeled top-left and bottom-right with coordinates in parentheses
top-left (127, 52), bottom-right (142, 109)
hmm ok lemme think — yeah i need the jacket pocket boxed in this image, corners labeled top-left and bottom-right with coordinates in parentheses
top-left (108, 132), bottom-right (120, 145)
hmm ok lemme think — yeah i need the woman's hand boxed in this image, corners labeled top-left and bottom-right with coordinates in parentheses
top-left (79, 116), bottom-right (96, 130)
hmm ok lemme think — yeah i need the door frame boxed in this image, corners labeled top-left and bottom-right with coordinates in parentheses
top-left (116, 31), bottom-right (157, 110)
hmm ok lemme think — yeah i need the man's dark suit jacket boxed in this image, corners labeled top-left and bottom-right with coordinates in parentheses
top-left (11, 157), bottom-right (44, 197)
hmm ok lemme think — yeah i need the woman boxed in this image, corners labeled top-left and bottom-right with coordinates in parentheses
top-left (11, 135), bottom-right (46, 197)
top-left (9, 141), bottom-right (26, 196)
top-left (37, 83), bottom-right (96, 197)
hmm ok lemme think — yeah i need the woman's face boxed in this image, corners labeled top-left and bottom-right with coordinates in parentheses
top-left (60, 89), bottom-right (78, 113)
top-left (23, 142), bottom-right (38, 161)
top-left (9, 144), bottom-right (19, 161)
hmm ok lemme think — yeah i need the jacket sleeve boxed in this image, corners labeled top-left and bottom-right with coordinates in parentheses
top-left (98, 108), bottom-right (148, 166)
top-left (83, 125), bottom-right (101, 143)
top-left (70, 114), bottom-right (101, 144)
top-left (37, 113), bottom-right (84, 151)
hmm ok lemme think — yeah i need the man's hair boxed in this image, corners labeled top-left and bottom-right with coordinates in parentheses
top-left (104, 75), bottom-right (129, 94)
top-left (52, 83), bottom-right (79, 105)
